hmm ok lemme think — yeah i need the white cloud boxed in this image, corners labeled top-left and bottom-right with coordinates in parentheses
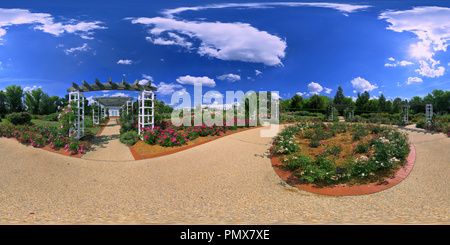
top-left (217, 73), bottom-right (241, 82)
top-left (385, 63), bottom-right (397, 67)
top-left (296, 92), bottom-right (305, 96)
top-left (176, 75), bottom-right (216, 87)
top-left (399, 60), bottom-right (414, 66)
top-left (385, 58), bottom-right (414, 67)
top-left (271, 92), bottom-right (281, 100)
top-left (407, 77), bottom-right (423, 84)
top-left (255, 70), bottom-right (263, 76)
top-left (23, 85), bottom-right (42, 92)
top-left (132, 3), bottom-right (370, 66)
top-left (155, 82), bottom-right (184, 95)
top-left (0, 8), bottom-right (106, 42)
top-left (139, 74), bottom-right (153, 85)
top-left (86, 96), bottom-right (95, 105)
top-left (133, 17), bottom-right (287, 66)
top-left (204, 90), bottom-right (224, 101)
top-left (64, 43), bottom-right (89, 55)
top-left (324, 87), bottom-right (332, 94)
top-left (117, 59), bottom-right (133, 65)
top-left (146, 32), bottom-right (193, 49)
top-left (415, 59), bottom-right (445, 77)
top-left (307, 82), bottom-right (323, 95)
top-left (162, 2), bottom-right (370, 18)
top-left (380, 7), bottom-right (450, 53)
top-left (350, 77), bottom-right (378, 93)
top-left (110, 92), bottom-right (127, 97)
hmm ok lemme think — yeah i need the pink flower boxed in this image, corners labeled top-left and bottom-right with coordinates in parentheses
top-left (67, 104), bottom-right (71, 108)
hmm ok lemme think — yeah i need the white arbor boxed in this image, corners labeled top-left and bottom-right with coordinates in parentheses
top-left (138, 90), bottom-right (155, 136)
top-left (68, 91), bottom-right (85, 139)
top-left (67, 78), bottom-right (157, 138)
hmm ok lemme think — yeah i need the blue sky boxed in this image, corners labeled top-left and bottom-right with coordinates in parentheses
top-left (1, 0), bottom-right (449, 107)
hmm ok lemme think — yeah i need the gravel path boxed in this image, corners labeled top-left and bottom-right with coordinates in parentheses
top-left (0, 123), bottom-right (448, 224)
top-left (81, 118), bottom-right (134, 162)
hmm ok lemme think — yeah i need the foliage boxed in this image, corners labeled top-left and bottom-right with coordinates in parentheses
top-left (6, 112), bottom-right (32, 125)
top-left (0, 123), bottom-right (89, 154)
top-left (57, 102), bottom-right (77, 137)
top-left (5, 85), bottom-right (24, 113)
top-left (119, 130), bottom-right (140, 146)
top-left (272, 121), bottom-right (411, 184)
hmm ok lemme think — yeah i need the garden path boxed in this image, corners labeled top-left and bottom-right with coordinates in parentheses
top-left (0, 123), bottom-right (448, 224)
top-left (81, 118), bottom-right (135, 161)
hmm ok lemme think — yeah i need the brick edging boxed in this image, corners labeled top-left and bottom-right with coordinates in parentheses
top-left (270, 143), bottom-right (416, 196)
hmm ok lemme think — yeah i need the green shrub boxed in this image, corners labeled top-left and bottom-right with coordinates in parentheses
top-left (120, 123), bottom-right (133, 134)
top-left (42, 112), bottom-right (60, 121)
top-left (84, 119), bottom-right (93, 128)
top-left (415, 119), bottom-right (426, 129)
top-left (7, 112), bottom-right (32, 125)
top-left (119, 131), bottom-right (139, 146)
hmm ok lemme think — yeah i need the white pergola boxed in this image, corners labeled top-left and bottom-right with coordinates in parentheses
top-left (67, 78), bottom-right (156, 139)
top-left (93, 96), bottom-right (134, 122)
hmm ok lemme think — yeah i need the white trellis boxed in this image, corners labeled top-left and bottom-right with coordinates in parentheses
top-left (328, 105), bottom-right (334, 121)
top-left (401, 104), bottom-right (410, 124)
top-left (101, 105), bottom-right (106, 119)
top-left (138, 90), bottom-right (155, 136)
top-left (426, 104), bottom-right (433, 122)
top-left (127, 100), bottom-right (133, 123)
top-left (92, 101), bottom-right (100, 125)
top-left (68, 91), bottom-right (85, 139)
top-left (348, 110), bottom-right (354, 120)
top-left (67, 78), bottom-right (157, 138)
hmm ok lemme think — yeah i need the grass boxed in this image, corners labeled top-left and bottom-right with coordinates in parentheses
top-left (0, 118), bottom-right (104, 136)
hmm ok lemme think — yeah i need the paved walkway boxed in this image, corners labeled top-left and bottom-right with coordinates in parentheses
top-left (0, 123), bottom-right (448, 224)
top-left (81, 118), bottom-right (134, 161)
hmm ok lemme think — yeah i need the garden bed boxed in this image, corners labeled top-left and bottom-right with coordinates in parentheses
top-left (129, 126), bottom-right (258, 159)
top-left (270, 122), bottom-right (411, 188)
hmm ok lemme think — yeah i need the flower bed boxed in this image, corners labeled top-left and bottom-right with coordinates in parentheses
top-left (0, 123), bottom-right (90, 155)
top-left (416, 120), bottom-right (450, 137)
top-left (271, 122), bottom-right (410, 186)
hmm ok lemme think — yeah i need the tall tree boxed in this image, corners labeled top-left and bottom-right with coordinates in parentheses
top-left (309, 94), bottom-right (326, 110)
top-left (355, 91), bottom-right (370, 112)
top-left (291, 94), bottom-right (303, 109)
top-left (0, 90), bottom-right (7, 115)
top-left (24, 88), bottom-right (44, 115)
top-left (5, 84), bottom-right (24, 113)
top-left (392, 97), bottom-right (403, 114)
top-left (378, 93), bottom-right (387, 112)
top-left (333, 86), bottom-right (346, 105)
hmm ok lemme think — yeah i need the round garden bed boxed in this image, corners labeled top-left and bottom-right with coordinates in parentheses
top-left (270, 122), bottom-right (415, 195)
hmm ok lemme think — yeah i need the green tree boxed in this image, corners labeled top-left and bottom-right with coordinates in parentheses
top-left (5, 84), bottom-right (24, 113)
top-left (392, 97), bottom-right (403, 114)
top-left (24, 88), bottom-right (44, 115)
top-left (0, 90), bottom-right (7, 115)
top-left (309, 94), bottom-right (326, 110)
top-left (291, 94), bottom-right (303, 109)
top-left (355, 91), bottom-right (370, 112)
top-left (333, 86), bottom-right (346, 105)
top-left (378, 93), bottom-right (387, 112)
top-left (409, 96), bottom-right (424, 114)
